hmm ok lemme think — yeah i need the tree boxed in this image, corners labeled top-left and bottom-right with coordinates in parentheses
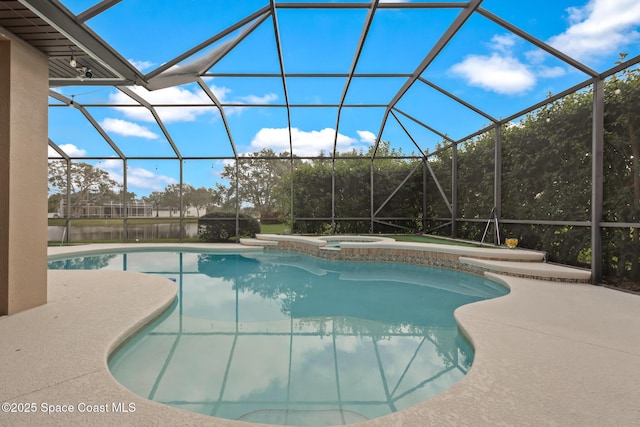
top-left (161, 184), bottom-right (194, 217)
top-left (211, 183), bottom-right (237, 211)
top-left (601, 58), bottom-right (640, 282)
top-left (191, 186), bottom-right (219, 217)
top-left (276, 142), bottom-right (422, 234)
top-left (48, 192), bottom-right (63, 214)
top-left (371, 143), bottom-right (423, 233)
top-left (456, 131), bottom-right (496, 229)
top-left (333, 149), bottom-right (371, 233)
top-left (499, 90), bottom-right (593, 265)
top-left (221, 148), bottom-right (293, 220)
top-left (143, 191), bottom-right (164, 217)
top-left (120, 190), bottom-right (138, 203)
top-left (424, 144), bottom-right (454, 235)
top-left (160, 184), bottom-right (179, 217)
top-left (48, 161), bottom-right (118, 217)
top-left (180, 184), bottom-right (195, 216)
top-left (279, 158), bottom-right (333, 233)
top-left (428, 64), bottom-right (638, 284)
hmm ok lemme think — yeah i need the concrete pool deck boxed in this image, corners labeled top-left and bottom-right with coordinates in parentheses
top-left (1, 243), bottom-right (639, 426)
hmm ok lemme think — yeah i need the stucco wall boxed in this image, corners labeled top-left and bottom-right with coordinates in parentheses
top-left (0, 27), bottom-right (48, 314)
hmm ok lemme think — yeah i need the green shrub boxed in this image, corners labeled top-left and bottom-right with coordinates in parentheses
top-left (198, 212), bottom-right (260, 242)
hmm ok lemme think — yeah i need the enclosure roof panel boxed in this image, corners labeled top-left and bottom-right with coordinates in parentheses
top-left (3, 0), bottom-right (638, 169)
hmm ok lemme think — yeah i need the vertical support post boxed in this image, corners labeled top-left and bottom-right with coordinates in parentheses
top-left (179, 160), bottom-right (184, 243)
top-left (422, 158), bottom-right (427, 232)
top-left (331, 159), bottom-right (336, 234)
top-left (122, 158), bottom-right (128, 242)
top-left (235, 160), bottom-right (240, 242)
top-left (451, 144), bottom-right (458, 238)
top-left (494, 124), bottom-right (502, 245)
top-left (289, 156), bottom-right (294, 233)
top-left (370, 159), bottom-right (374, 234)
top-left (65, 158), bottom-right (71, 244)
top-left (591, 78), bottom-right (604, 284)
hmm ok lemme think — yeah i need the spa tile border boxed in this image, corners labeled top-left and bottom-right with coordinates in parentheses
top-left (249, 235), bottom-right (590, 283)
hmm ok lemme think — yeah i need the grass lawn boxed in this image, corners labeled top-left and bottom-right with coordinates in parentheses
top-left (260, 223), bottom-right (288, 234)
top-left (387, 234), bottom-right (489, 247)
top-left (48, 219), bottom-right (487, 248)
top-left (255, 229), bottom-right (487, 248)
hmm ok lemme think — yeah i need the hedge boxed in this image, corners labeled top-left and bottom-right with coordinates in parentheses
top-left (198, 212), bottom-right (260, 242)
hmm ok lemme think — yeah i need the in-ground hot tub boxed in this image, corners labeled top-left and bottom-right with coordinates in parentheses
top-left (316, 235), bottom-right (395, 248)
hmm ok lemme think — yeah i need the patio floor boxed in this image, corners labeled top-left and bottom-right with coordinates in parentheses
top-left (1, 244), bottom-right (639, 426)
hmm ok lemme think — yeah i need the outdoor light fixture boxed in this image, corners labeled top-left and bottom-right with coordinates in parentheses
top-left (546, 113), bottom-right (551, 123)
top-left (80, 67), bottom-right (93, 79)
top-left (69, 47), bottom-right (77, 68)
top-left (69, 95), bottom-right (75, 107)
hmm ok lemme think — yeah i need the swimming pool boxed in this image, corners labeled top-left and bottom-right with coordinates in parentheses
top-left (49, 250), bottom-right (507, 426)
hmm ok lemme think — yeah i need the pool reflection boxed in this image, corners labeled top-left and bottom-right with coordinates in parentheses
top-left (102, 252), bottom-right (506, 426)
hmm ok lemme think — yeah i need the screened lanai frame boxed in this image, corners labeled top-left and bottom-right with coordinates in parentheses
top-left (3, 0), bottom-right (635, 284)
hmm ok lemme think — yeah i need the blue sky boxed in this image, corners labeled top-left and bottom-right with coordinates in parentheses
top-left (48, 0), bottom-right (640, 197)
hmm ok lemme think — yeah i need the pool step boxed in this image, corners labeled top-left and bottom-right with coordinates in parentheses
top-left (460, 257), bottom-right (591, 283)
top-left (239, 238), bottom-right (278, 246)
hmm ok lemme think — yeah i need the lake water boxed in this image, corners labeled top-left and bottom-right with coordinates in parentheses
top-left (47, 222), bottom-right (198, 242)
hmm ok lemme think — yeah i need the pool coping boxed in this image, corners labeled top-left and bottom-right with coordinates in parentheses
top-left (245, 234), bottom-right (591, 283)
top-left (1, 243), bottom-right (639, 425)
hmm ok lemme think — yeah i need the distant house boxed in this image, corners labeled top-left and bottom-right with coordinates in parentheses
top-left (56, 199), bottom-right (197, 218)
top-left (58, 199), bottom-right (152, 218)
top-left (152, 206), bottom-right (198, 218)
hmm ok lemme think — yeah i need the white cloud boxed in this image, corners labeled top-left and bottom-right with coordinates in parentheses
top-left (100, 159), bottom-right (123, 170)
top-left (48, 143), bottom-right (87, 157)
top-left (127, 167), bottom-right (176, 192)
top-left (490, 34), bottom-right (517, 53)
top-left (109, 83), bottom-right (277, 123)
top-left (448, 0), bottom-right (640, 96)
top-left (450, 31), bottom-right (564, 94)
top-left (100, 159), bottom-right (176, 193)
top-left (128, 59), bottom-right (156, 71)
top-left (450, 53), bottom-right (536, 95)
top-left (225, 93), bottom-right (279, 116)
top-left (524, 49), bottom-right (546, 65)
top-left (249, 127), bottom-right (371, 156)
top-left (524, 51), bottom-right (567, 79)
top-left (100, 118), bottom-right (159, 139)
top-left (240, 93), bottom-right (278, 104)
top-left (357, 130), bottom-right (377, 144)
top-left (48, 147), bottom-right (62, 158)
top-left (109, 86), bottom-right (217, 123)
top-left (536, 65), bottom-right (566, 79)
top-left (549, 0), bottom-right (640, 61)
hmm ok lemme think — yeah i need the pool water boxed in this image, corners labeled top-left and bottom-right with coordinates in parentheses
top-left (49, 250), bottom-right (507, 426)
